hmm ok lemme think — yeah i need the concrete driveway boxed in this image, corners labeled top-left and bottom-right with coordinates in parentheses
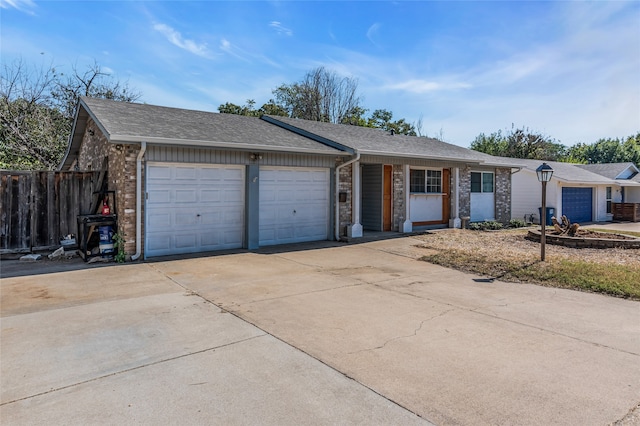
top-left (1, 236), bottom-right (639, 425)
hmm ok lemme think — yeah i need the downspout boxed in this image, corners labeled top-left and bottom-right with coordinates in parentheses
top-left (335, 150), bottom-right (360, 241)
top-left (131, 141), bottom-right (147, 261)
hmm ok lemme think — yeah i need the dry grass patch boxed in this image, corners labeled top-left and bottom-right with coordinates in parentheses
top-left (417, 229), bottom-right (640, 300)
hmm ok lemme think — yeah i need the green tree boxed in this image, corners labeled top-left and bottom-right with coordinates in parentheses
top-left (1, 58), bottom-right (140, 170)
top-left (470, 125), bottom-right (566, 161)
top-left (469, 130), bottom-right (507, 156)
top-left (218, 99), bottom-right (288, 117)
top-left (566, 134), bottom-right (640, 164)
top-left (366, 109), bottom-right (416, 136)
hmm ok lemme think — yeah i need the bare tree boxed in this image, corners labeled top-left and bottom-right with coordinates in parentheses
top-left (273, 67), bottom-right (361, 123)
top-left (1, 58), bottom-right (141, 170)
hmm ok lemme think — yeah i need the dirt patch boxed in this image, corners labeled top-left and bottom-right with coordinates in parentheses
top-left (568, 230), bottom-right (637, 240)
top-left (416, 229), bottom-right (640, 267)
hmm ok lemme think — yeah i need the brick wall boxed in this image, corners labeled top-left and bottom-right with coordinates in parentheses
top-left (392, 164), bottom-right (404, 231)
top-left (459, 166), bottom-right (471, 218)
top-left (495, 168), bottom-right (512, 224)
top-left (338, 163), bottom-right (352, 235)
top-left (77, 118), bottom-right (140, 257)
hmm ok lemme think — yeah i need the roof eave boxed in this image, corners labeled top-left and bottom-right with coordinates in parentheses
top-left (260, 115), bottom-right (355, 155)
top-left (59, 97), bottom-right (114, 170)
top-left (109, 135), bottom-right (349, 156)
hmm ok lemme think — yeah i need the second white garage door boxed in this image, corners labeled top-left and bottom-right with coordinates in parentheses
top-left (145, 163), bottom-right (245, 257)
top-left (259, 167), bottom-right (330, 246)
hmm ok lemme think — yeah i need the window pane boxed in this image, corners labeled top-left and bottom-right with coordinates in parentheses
top-left (410, 169), bottom-right (425, 193)
top-left (606, 187), bottom-right (612, 199)
top-left (426, 170), bottom-right (442, 193)
top-left (471, 172), bottom-right (481, 193)
top-left (482, 173), bottom-right (494, 193)
top-left (607, 200), bottom-right (612, 214)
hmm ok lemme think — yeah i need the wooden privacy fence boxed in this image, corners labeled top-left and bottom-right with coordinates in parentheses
top-left (1, 170), bottom-right (103, 253)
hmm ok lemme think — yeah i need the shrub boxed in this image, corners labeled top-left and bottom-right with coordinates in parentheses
top-left (468, 221), bottom-right (503, 231)
top-left (509, 219), bottom-right (527, 228)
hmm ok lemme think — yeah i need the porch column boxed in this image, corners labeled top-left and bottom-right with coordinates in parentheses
top-left (348, 161), bottom-right (363, 237)
top-left (402, 164), bottom-right (413, 232)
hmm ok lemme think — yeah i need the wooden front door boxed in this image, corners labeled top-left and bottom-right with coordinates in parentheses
top-left (442, 168), bottom-right (450, 224)
top-left (383, 165), bottom-right (392, 231)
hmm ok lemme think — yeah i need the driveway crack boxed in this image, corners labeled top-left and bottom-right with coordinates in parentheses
top-left (0, 334), bottom-right (266, 407)
top-left (348, 309), bottom-right (457, 355)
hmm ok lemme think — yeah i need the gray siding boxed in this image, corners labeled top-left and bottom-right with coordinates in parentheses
top-left (360, 155), bottom-right (473, 169)
top-left (146, 145), bottom-right (336, 168)
top-left (361, 164), bottom-right (382, 231)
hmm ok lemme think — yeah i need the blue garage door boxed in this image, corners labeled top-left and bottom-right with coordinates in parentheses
top-left (562, 187), bottom-right (592, 223)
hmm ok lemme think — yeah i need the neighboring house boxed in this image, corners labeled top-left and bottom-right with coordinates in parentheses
top-left (577, 162), bottom-right (640, 204)
top-left (496, 158), bottom-right (637, 224)
top-left (61, 97), bottom-right (520, 259)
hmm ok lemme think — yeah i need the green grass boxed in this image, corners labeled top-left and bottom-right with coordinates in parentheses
top-left (422, 249), bottom-right (640, 300)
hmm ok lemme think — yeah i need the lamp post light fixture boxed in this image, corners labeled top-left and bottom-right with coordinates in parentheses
top-left (536, 162), bottom-right (554, 261)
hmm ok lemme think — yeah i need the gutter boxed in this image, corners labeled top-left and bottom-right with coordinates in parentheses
top-left (131, 141), bottom-right (147, 261)
top-left (335, 150), bottom-right (360, 241)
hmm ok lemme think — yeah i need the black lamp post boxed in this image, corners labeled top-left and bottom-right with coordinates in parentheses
top-left (536, 163), bottom-right (554, 261)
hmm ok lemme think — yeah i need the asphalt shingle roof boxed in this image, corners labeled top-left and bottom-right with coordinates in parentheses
top-left (80, 97), bottom-right (344, 154)
top-left (263, 115), bottom-right (512, 165)
top-left (487, 157), bottom-right (616, 183)
top-left (577, 162), bottom-right (639, 180)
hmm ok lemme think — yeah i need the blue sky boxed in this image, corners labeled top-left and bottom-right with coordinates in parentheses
top-left (2, 0), bottom-right (639, 148)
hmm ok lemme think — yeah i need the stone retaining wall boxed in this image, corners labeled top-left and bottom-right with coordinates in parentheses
top-left (527, 230), bottom-right (640, 249)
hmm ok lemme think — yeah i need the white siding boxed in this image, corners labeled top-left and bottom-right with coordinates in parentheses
top-left (511, 169), bottom-right (560, 223)
top-left (625, 186), bottom-right (640, 203)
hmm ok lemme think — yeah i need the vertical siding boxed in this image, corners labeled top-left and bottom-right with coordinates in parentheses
top-left (361, 164), bottom-right (382, 231)
top-left (146, 145), bottom-right (336, 168)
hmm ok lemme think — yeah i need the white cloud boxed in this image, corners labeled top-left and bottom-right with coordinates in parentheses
top-left (153, 23), bottom-right (211, 58)
top-left (269, 21), bottom-right (293, 36)
top-left (385, 79), bottom-right (471, 94)
top-left (0, 0), bottom-right (35, 13)
top-left (366, 23), bottom-right (381, 46)
top-left (219, 38), bottom-right (250, 62)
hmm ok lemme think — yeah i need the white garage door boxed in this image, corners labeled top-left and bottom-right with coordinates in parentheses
top-left (145, 163), bottom-right (244, 257)
top-left (259, 167), bottom-right (330, 246)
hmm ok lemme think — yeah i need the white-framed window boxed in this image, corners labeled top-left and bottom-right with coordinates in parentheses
top-left (410, 169), bottom-right (442, 193)
top-left (606, 186), bottom-right (612, 214)
top-left (471, 172), bottom-right (494, 193)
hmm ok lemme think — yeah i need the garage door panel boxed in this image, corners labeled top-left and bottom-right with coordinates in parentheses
top-left (148, 189), bottom-right (171, 204)
top-left (175, 167), bottom-right (197, 180)
top-left (148, 212), bottom-right (171, 228)
top-left (175, 189), bottom-right (197, 203)
top-left (146, 163), bottom-right (244, 257)
top-left (175, 233), bottom-right (197, 249)
top-left (259, 167), bottom-right (329, 246)
top-left (562, 187), bottom-right (592, 223)
top-left (223, 189), bottom-right (243, 203)
top-left (148, 165), bottom-right (172, 180)
top-left (200, 189), bottom-right (221, 203)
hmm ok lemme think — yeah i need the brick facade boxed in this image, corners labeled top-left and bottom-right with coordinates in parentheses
top-left (338, 163), bottom-right (353, 236)
top-left (77, 118), bottom-right (141, 257)
top-left (392, 164), bottom-right (404, 231)
top-left (494, 168), bottom-right (512, 224)
top-left (459, 166), bottom-right (472, 218)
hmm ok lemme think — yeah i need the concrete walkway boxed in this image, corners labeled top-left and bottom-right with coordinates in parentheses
top-left (2, 235), bottom-right (639, 425)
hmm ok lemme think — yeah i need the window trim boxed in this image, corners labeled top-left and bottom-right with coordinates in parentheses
top-left (471, 171), bottom-right (494, 193)
top-left (409, 168), bottom-right (443, 194)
